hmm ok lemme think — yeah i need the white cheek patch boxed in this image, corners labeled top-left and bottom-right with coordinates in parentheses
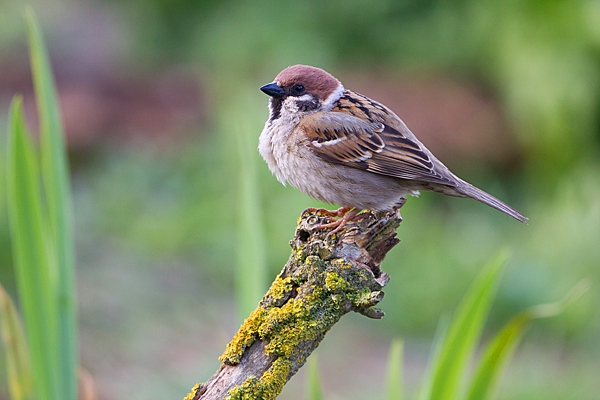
top-left (295, 94), bottom-right (314, 102)
top-left (322, 83), bottom-right (345, 110)
top-left (283, 97), bottom-right (300, 113)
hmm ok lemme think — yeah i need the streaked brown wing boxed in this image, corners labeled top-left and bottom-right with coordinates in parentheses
top-left (300, 111), bottom-right (455, 186)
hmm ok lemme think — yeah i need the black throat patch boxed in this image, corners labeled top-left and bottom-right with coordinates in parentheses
top-left (269, 97), bottom-right (283, 121)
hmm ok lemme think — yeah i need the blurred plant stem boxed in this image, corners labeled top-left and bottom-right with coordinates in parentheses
top-left (220, 86), bottom-right (268, 321)
top-left (25, 10), bottom-right (77, 399)
top-left (3, 10), bottom-right (78, 400)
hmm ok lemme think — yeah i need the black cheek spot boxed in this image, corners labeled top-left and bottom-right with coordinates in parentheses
top-left (297, 99), bottom-right (319, 112)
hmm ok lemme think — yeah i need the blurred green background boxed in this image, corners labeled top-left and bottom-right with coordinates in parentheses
top-left (1, 0), bottom-right (599, 399)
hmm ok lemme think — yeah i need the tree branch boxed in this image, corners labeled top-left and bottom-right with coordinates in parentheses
top-left (186, 206), bottom-right (403, 400)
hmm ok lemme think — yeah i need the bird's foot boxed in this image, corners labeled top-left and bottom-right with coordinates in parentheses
top-left (307, 207), bottom-right (372, 239)
top-left (305, 206), bottom-right (353, 219)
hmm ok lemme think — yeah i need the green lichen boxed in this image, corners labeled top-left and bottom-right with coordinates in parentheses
top-left (325, 271), bottom-right (347, 292)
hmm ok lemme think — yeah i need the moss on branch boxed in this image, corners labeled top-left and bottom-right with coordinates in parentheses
top-left (188, 206), bottom-right (402, 400)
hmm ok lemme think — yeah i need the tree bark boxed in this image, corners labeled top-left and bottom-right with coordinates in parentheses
top-left (185, 206), bottom-right (403, 400)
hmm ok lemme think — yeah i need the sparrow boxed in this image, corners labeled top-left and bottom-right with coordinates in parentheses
top-left (258, 64), bottom-right (528, 225)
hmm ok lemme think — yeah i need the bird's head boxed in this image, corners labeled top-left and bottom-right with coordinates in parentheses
top-left (260, 65), bottom-right (344, 121)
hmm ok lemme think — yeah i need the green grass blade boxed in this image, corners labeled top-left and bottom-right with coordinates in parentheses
top-left (0, 283), bottom-right (34, 400)
top-left (466, 279), bottom-right (590, 400)
top-left (306, 355), bottom-right (325, 400)
top-left (385, 338), bottom-right (403, 400)
top-left (24, 10), bottom-right (77, 400)
top-left (25, 8), bottom-right (73, 245)
top-left (6, 96), bottom-right (61, 400)
top-left (428, 250), bottom-right (509, 400)
top-left (465, 313), bottom-right (529, 400)
top-left (416, 316), bottom-right (449, 400)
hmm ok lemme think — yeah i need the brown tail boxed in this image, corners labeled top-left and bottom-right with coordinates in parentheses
top-left (456, 181), bottom-right (528, 223)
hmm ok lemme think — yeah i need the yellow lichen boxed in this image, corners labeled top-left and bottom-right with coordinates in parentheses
top-left (264, 299), bottom-right (310, 356)
top-left (183, 383), bottom-right (200, 400)
top-left (260, 358), bottom-right (291, 396)
top-left (268, 276), bottom-right (294, 301)
top-left (225, 376), bottom-right (260, 400)
top-left (220, 307), bottom-right (266, 364)
top-left (225, 357), bottom-right (290, 400)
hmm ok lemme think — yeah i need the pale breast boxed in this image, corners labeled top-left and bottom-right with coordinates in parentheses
top-left (258, 110), bottom-right (300, 185)
top-left (272, 127), bottom-right (416, 210)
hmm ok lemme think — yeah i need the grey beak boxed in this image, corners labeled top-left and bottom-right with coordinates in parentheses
top-left (260, 82), bottom-right (285, 98)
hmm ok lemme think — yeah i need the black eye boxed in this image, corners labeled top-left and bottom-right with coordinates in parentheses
top-left (291, 84), bottom-right (305, 96)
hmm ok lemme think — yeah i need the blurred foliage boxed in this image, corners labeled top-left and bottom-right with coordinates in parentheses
top-left (115, 0), bottom-right (600, 181)
top-left (3, 12), bottom-right (78, 399)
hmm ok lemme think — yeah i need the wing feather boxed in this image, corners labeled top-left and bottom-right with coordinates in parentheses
top-left (300, 111), bottom-right (455, 186)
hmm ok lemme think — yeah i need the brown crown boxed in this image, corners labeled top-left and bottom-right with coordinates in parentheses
top-left (275, 65), bottom-right (341, 100)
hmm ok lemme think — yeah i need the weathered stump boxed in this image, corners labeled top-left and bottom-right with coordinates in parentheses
top-left (186, 206), bottom-right (402, 400)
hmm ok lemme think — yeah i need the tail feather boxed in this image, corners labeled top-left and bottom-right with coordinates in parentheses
top-left (455, 181), bottom-right (528, 224)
